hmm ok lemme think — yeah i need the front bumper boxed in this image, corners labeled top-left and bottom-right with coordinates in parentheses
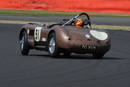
top-left (62, 44), bottom-right (111, 54)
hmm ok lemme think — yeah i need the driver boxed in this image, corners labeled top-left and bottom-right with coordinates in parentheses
top-left (75, 18), bottom-right (83, 27)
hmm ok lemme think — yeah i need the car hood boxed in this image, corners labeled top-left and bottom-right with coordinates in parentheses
top-left (63, 26), bottom-right (91, 42)
top-left (63, 26), bottom-right (109, 41)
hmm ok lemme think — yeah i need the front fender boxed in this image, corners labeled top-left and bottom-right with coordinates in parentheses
top-left (53, 26), bottom-right (72, 48)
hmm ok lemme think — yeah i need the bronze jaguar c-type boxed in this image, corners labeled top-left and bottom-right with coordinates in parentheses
top-left (19, 12), bottom-right (111, 58)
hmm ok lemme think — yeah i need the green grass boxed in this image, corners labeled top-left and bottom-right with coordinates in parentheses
top-left (0, 9), bottom-right (130, 17)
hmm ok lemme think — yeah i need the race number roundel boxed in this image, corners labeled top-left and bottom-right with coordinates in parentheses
top-left (34, 27), bottom-right (42, 42)
top-left (90, 30), bottom-right (108, 40)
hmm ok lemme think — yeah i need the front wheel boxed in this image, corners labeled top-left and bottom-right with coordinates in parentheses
top-left (19, 31), bottom-right (30, 55)
top-left (48, 33), bottom-right (60, 57)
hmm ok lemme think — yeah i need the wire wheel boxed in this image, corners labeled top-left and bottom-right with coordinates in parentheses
top-left (19, 31), bottom-right (30, 55)
top-left (48, 33), bottom-right (59, 57)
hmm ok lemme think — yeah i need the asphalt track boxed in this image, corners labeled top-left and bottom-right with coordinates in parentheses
top-left (0, 15), bottom-right (130, 26)
top-left (0, 23), bottom-right (130, 87)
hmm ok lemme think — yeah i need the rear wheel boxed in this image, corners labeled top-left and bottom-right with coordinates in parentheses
top-left (19, 31), bottom-right (30, 55)
top-left (48, 33), bottom-right (60, 57)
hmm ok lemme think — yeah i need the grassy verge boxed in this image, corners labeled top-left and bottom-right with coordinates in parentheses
top-left (0, 9), bottom-right (130, 17)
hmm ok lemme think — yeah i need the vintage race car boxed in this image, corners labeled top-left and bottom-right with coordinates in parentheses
top-left (19, 12), bottom-right (111, 58)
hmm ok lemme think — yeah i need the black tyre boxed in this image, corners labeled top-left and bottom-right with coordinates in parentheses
top-left (93, 53), bottom-right (105, 59)
top-left (48, 33), bottom-right (60, 57)
top-left (19, 31), bottom-right (30, 55)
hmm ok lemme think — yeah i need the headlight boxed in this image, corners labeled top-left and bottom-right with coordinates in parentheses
top-left (85, 34), bottom-right (91, 40)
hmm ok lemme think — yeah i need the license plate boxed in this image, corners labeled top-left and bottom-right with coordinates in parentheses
top-left (81, 45), bottom-right (96, 50)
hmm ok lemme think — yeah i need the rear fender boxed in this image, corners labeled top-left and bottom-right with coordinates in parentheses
top-left (19, 25), bottom-right (35, 47)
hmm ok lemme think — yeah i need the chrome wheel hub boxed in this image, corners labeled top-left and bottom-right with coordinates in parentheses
top-left (20, 36), bottom-right (24, 50)
top-left (49, 37), bottom-right (55, 54)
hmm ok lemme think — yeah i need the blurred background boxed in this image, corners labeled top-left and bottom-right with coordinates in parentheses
top-left (0, 0), bottom-right (130, 13)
